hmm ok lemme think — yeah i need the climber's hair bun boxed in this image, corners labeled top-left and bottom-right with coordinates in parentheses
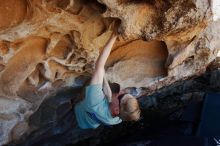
top-left (109, 82), bottom-right (120, 94)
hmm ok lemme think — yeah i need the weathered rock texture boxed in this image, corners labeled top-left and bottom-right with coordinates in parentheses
top-left (0, 0), bottom-right (219, 145)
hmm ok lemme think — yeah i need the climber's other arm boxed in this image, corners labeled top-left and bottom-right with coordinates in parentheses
top-left (103, 75), bottom-right (112, 102)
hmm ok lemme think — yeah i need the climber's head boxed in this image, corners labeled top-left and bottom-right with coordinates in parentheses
top-left (109, 83), bottom-right (140, 121)
top-left (118, 93), bottom-right (141, 121)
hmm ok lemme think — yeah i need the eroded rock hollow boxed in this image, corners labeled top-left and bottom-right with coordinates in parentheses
top-left (0, 0), bottom-right (219, 145)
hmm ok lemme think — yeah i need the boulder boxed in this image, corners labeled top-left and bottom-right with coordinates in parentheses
top-left (0, 0), bottom-right (219, 145)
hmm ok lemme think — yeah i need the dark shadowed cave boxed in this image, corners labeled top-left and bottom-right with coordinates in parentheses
top-left (0, 0), bottom-right (220, 145)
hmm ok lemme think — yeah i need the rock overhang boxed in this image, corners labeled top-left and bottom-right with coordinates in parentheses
top-left (0, 0), bottom-right (219, 145)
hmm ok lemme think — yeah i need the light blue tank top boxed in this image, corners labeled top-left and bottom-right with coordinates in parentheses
top-left (74, 84), bottom-right (122, 129)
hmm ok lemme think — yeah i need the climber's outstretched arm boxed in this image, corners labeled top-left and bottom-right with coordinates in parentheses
top-left (90, 33), bottom-right (117, 85)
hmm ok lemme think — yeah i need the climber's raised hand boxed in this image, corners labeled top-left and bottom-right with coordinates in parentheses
top-left (90, 31), bottom-right (117, 85)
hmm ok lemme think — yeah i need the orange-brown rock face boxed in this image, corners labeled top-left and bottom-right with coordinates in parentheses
top-left (0, 0), bottom-right (28, 30)
top-left (0, 37), bottom-right (47, 96)
top-left (99, 0), bottom-right (210, 40)
top-left (106, 40), bottom-right (168, 88)
top-left (0, 0), bottom-right (219, 145)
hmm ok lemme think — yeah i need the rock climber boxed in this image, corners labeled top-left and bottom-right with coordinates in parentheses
top-left (74, 26), bottom-right (141, 129)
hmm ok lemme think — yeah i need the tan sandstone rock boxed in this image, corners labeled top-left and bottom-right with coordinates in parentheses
top-left (106, 40), bottom-right (168, 88)
top-left (0, 0), bottom-right (28, 31)
top-left (0, 0), bottom-right (219, 145)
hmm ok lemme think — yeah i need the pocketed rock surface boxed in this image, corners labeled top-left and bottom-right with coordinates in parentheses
top-left (0, 0), bottom-right (219, 145)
